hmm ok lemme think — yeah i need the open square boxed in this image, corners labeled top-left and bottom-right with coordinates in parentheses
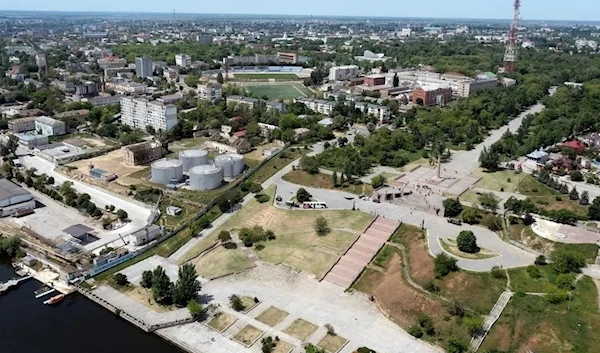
top-left (254, 306), bottom-right (289, 327)
top-left (232, 325), bottom-right (265, 347)
top-left (283, 318), bottom-right (318, 341)
top-left (317, 334), bottom-right (348, 353)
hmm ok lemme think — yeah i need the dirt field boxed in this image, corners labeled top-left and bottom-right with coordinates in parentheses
top-left (272, 341), bottom-right (294, 353)
top-left (124, 286), bottom-right (173, 313)
top-left (283, 319), bottom-right (318, 341)
top-left (232, 325), bottom-right (264, 346)
top-left (255, 306), bottom-right (289, 327)
top-left (207, 312), bottom-right (237, 332)
top-left (243, 142), bottom-right (284, 162)
top-left (192, 246), bottom-right (255, 279)
top-left (67, 149), bottom-right (146, 178)
top-left (317, 334), bottom-right (348, 353)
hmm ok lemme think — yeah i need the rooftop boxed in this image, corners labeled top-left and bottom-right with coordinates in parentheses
top-left (62, 224), bottom-right (94, 239)
top-left (0, 178), bottom-right (31, 202)
top-left (35, 116), bottom-right (65, 126)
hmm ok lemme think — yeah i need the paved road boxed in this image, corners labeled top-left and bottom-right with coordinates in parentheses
top-left (19, 155), bottom-right (155, 252)
top-left (272, 178), bottom-right (536, 271)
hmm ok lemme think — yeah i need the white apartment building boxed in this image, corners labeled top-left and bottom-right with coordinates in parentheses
top-left (120, 97), bottom-right (178, 132)
top-left (175, 54), bottom-right (192, 68)
top-left (295, 98), bottom-right (334, 116)
top-left (297, 98), bottom-right (390, 124)
top-left (328, 65), bottom-right (360, 81)
top-left (197, 83), bottom-right (222, 102)
top-left (457, 79), bottom-right (498, 98)
top-left (105, 81), bottom-right (147, 94)
top-left (35, 116), bottom-right (66, 136)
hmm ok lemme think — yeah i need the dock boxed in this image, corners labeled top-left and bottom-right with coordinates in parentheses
top-left (34, 286), bottom-right (56, 298)
top-left (0, 276), bottom-right (32, 294)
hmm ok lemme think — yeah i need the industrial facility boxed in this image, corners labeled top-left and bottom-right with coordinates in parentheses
top-left (214, 154), bottom-right (245, 178)
top-left (0, 178), bottom-right (35, 217)
top-left (189, 165), bottom-right (224, 191)
top-left (178, 149), bottom-right (209, 172)
top-left (150, 159), bottom-right (183, 185)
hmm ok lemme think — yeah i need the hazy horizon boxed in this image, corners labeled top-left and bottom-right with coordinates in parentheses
top-left (2, 0), bottom-right (600, 22)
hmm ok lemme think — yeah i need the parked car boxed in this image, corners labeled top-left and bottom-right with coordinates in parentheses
top-left (447, 218), bottom-right (462, 225)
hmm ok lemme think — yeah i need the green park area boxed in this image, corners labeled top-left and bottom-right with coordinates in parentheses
top-left (180, 186), bottom-right (373, 278)
top-left (282, 170), bottom-right (372, 195)
top-left (234, 73), bottom-right (300, 80)
top-left (245, 83), bottom-right (310, 99)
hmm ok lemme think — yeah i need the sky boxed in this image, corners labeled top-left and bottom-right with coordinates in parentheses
top-left (2, 0), bottom-right (600, 21)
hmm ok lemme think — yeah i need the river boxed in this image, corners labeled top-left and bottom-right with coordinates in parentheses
top-left (0, 260), bottom-right (184, 353)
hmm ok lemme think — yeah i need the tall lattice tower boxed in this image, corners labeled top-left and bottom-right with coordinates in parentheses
top-left (503, 0), bottom-right (521, 72)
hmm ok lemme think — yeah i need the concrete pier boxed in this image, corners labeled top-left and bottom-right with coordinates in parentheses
top-left (0, 276), bottom-right (32, 294)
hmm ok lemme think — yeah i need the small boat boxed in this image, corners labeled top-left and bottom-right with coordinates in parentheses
top-left (44, 294), bottom-right (65, 305)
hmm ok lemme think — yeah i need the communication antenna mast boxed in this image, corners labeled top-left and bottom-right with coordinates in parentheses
top-left (503, 0), bottom-right (521, 72)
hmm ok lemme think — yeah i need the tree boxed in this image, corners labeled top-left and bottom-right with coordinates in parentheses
top-left (332, 171), bottom-right (338, 187)
top-left (434, 253), bottom-right (458, 278)
top-left (299, 156), bottom-right (320, 174)
top-left (305, 344), bottom-right (326, 353)
top-left (187, 299), bottom-right (204, 318)
top-left (535, 255), bottom-right (547, 266)
top-left (463, 316), bottom-right (484, 336)
top-left (216, 72), bottom-right (224, 84)
top-left (443, 198), bottom-right (463, 217)
top-left (141, 270), bottom-right (153, 288)
top-left (552, 249), bottom-right (586, 274)
top-left (446, 336), bottom-right (467, 353)
top-left (589, 196), bottom-right (600, 220)
top-left (46, 176), bottom-right (55, 185)
top-left (337, 136), bottom-right (348, 147)
top-left (371, 174), bottom-right (386, 189)
top-left (315, 216), bottom-right (329, 236)
top-left (151, 266), bottom-right (173, 304)
top-left (114, 273), bottom-right (128, 286)
top-left (392, 73), bottom-right (399, 87)
top-left (478, 193), bottom-right (500, 213)
top-left (457, 231), bottom-right (479, 253)
top-left (229, 294), bottom-right (245, 311)
top-left (218, 230), bottom-right (232, 243)
top-left (116, 209), bottom-right (128, 221)
top-left (580, 191), bottom-right (590, 205)
top-left (478, 146), bottom-right (500, 170)
top-left (146, 125), bottom-right (156, 135)
top-left (296, 188), bottom-right (311, 203)
top-left (570, 170), bottom-right (583, 182)
top-left (172, 263), bottom-right (202, 307)
top-left (184, 74), bottom-right (199, 87)
top-left (569, 187), bottom-right (580, 200)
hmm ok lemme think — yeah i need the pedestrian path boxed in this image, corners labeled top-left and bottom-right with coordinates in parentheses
top-left (470, 291), bottom-right (513, 352)
top-left (323, 217), bottom-right (398, 289)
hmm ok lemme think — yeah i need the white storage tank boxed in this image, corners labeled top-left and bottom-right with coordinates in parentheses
top-left (214, 154), bottom-right (245, 178)
top-left (179, 149), bottom-right (209, 172)
top-left (189, 165), bottom-right (223, 191)
top-left (151, 159), bottom-right (183, 185)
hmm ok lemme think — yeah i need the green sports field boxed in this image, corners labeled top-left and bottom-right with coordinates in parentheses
top-left (234, 73), bottom-right (299, 80)
top-left (245, 84), bottom-right (311, 100)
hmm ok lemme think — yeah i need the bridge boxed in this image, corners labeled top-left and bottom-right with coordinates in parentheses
top-left (0, 276), bottom-right (32, 294)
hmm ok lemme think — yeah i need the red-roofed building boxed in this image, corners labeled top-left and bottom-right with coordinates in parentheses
top-left (563, 140), bottom-right (585, 153)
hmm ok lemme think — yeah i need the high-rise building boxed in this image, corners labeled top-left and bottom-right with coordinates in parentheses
top-left (120, 97), bottom-right (178, 132)
top-left (328, 65), bottom-right (360, 81)
top-left (135, 57), bottom-right (153, 78)
top-left (175, 53), bottom-right (192, 68)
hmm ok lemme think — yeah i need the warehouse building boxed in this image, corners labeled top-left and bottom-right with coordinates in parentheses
top-left (0, 178), bottom-right (35, 217)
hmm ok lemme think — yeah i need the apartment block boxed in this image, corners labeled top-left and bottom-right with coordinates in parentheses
top-left (329, 65), bottom-right (360, 81)
top-left (226, 96), bottom-right (286, 113)
top-left (197, 83), bottom-right (222, 102)
top-left (120, 97), bottom-right (178, 132)
top-left (135, 57), bottom-right (153, 78)
top-left (35, 116), bottom-right (66, 136)
top-left (457, 79), bottom-right (498, 98)
top-left (8, 117), bottom-right (37, 132)
top-left (175, 53), bottom-right (192, 68)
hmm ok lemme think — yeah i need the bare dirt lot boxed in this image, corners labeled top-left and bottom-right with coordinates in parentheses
top-left (67, 149), bottom-right (146, 179)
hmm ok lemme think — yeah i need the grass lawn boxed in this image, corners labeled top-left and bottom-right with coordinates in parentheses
top-left (372, 244), bottom-right (401, 268)
top-left (235, 73), bottom-right (299, 80)
top-left (507, 265), bottom-right (559, 293)
top-left (245, 83), bottom-right (308, 100)
top-left (255, 306), bottom-right (289, 327)
top-left (272, 340), bottom-right (294, 353)
top-left (471, 168), bottom-right (528, 193)
top-left (232, 325), bottom-right (264, 347)
top-left (440, 238), bottom-right (499, 260)
top-left (283, 319), bottom-right (318, 341)
top-left (248, 146), bottom-right (310, 185)
top-left (240, 296), bottom-right (260, 313)
top-left (192, 245), bottom-right (254, 279)
top-left (481, 277), bottom-right (600, 353)
top-left (180, 185), bottom-right (372, 277)
top-left (207, 312), bottom-right (237, 332)
top-left (282, 170), bottom-right (373, 195)
top-left (317, 334), bottom-right (348, 353)
top-left (389, 224), bottom-right (506, 314)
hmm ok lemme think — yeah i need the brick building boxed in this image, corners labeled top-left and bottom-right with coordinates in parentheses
top-left (412, 86), bottom-right (453, 106)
